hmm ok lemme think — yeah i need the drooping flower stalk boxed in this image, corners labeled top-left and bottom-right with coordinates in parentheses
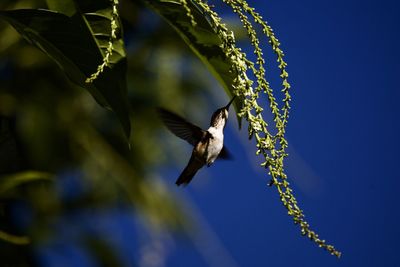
top-left (86, 0), bottom-right (120, 83)
top-left (191, 0), bottom-right (341, 258)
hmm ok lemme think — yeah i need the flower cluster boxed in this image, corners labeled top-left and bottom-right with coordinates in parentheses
top-left (194, 0), bottom-right (340, 258)
top-left (179, 0), bottom-right (197, 27)
top-left (86, 0), bottom-right (120, 84)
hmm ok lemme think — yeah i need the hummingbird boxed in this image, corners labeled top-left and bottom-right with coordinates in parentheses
top-left (158, 97), bottom-right (236, 186)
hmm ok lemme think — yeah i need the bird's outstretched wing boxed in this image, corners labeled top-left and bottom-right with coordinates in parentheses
top-left (157, 108), bottom-right (205, 146)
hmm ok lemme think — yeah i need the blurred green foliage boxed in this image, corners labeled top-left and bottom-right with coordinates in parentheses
top-left (0, 0), bottom-right (221, 265)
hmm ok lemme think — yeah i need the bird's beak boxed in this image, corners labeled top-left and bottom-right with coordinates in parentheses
top-left (225, 95), bottom-right (236, 110)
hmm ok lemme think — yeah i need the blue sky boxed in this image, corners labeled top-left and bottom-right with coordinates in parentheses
top-left (165, 1), bottom-right (400, 267)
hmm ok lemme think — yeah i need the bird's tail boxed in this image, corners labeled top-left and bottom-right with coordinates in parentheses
top-left (176, 155), bottom-right (203, 186)
top-left (176, 170), bottom-right (197, 186)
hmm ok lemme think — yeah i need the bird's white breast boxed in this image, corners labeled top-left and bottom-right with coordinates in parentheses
top-left (206, 126), bottom-right (224, 164)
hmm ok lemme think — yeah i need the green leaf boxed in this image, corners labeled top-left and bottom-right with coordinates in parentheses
top-left (45, 0), bottom-right (76, 16)
top-left (0, 230), bottom-right (30, 245)
top-left (0, 171), bottom-right (53, 196)
top-left (0, 7), bottom-right (131, 137)
top-left (147, 0), bottom-right (244, 127)
top-left (72, 0), bottom-right (126, 62)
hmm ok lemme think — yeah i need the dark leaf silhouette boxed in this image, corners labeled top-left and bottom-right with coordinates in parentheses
top-left (0, 6), bottom-right (131, 136)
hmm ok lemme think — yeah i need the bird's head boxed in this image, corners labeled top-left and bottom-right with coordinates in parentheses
top-left (210, 96), bottom-right (236, 128)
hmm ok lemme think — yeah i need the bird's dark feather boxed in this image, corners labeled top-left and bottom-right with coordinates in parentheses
top-left (175, 153), bottom-right (204, 186)
top-left (218, 146), bottom-right (233, 160)
top-left (157, 108), bottom-right (205, 146)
